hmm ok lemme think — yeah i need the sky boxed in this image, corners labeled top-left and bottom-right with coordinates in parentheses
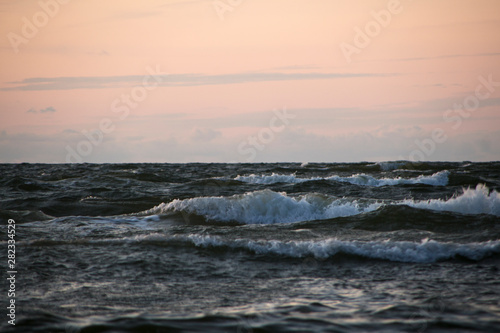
top-left (0, 0), bottom-right (499, 163)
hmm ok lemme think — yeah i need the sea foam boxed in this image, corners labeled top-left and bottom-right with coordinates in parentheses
top-left (144, 184), bottom-right (499, 225)
top-left (403, 184), bottom-right (500, 216)
top-left (181, 235), bottom-right (500, 263)
top-left (234, 170), bottom-right (449, 187)
top-left (148, 190), bottom-right (380, 224)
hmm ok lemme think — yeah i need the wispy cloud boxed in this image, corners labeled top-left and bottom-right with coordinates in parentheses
top-left (190, 127), bottom-right (222, 142)
top-left (111, 10), bottom-right (161, 20)
top-left (41, 106), bottom-right (56, 113)
top-left (3, 72), bottom-right (395, 91)
top-left (157, 0), bottom-right (211, 8)
top-left (26, 106), bottom-right (57, 113)
top-left (370, 52), bottom-right (500, 63)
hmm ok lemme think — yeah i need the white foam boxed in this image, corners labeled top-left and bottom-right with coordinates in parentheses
top-left (328, 170), bottom-right (449, 187)
top-left (183, 235), bottom-right (500, 263)
top-left (234, 173), bottom-right (320, 184)
top-left (141, 184), bottom-right (499, 225)
top-left (24, 232), bottom-right (499, 263)
top-left (404, 184), bottom-right (500, 216)
top-left (147, 190), bottom-right (380, 224)
top-left (376, 161), bottom-right (407, 171)
top-left (234, 171), bottom-right (449, 187)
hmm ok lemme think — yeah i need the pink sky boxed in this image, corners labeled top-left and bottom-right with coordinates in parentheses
top-left (1, 0), bottom-right (499, 162)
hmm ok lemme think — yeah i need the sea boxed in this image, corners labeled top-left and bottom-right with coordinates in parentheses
top-left (1, 161), bottom-right (499, 333)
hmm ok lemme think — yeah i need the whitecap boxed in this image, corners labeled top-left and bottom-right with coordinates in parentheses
top-left (184, 235), bottom-right (500, 263)
top-left (234, 171), bottom-right (450, 187)
top-left (145, 190), bottom-right (380, 224)
top-left (403, 184), bottom-right (500, 216)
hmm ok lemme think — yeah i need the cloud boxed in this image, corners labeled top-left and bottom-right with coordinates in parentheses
top-left (190, 127), bottom-right (222, 142)
top-left (26, 106), bottom-right (57, 113)
top-left (269, 127), bottom-right (500, 163)
top-left (157, 0), bottom-right (210, 8)
top-left (41, 106), bottom-right (56, 113)
top-left (62, 129), bottom-right (79, 134)
top-left (371, 52), bottom-right (500, 63)
top-left (268, 65), bottom-right (321, 71)
top-left (84, 50), bottom-right (110, 56)
top-left (1, 126), bottom-right (500, 163)
top-left (4, 71), bottom-right (395, 91)
top-left (112, 11), bottom-right (160, 19)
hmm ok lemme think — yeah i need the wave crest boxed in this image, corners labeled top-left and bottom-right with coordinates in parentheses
top-left (140, 184), bottom-right (499, 225)
top-left (145, 190), bottom-right (380, 224)
top-left (234, 171), bottom-right (449, 187)
top-left (404, 184), bottom-right (500, 216)
top-left (182, 235), bottom-right (500, 263)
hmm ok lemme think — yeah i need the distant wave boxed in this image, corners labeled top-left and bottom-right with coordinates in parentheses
top-left (187, 235), bottom-right (500, 262)
top-left (132, 234), bottom-right (500, 263)
top-left (233, 170), bottom-right (450, 187)
top-left (375, 161), bottom-right (408, 171)
top-left (141, 184), bottom-right (500, 224)
top-left (24, 233), bottom-right (500, 263)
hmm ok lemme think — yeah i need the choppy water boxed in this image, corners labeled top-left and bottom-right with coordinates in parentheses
top-left (1, 162), bottom-right (500, 332)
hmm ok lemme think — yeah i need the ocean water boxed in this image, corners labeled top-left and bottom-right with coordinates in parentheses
top-left (1, 162), bottom-right (499, 332)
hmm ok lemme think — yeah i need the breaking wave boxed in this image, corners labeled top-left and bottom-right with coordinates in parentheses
top-left (143, 190), bottom-right (380, 224)
top-left (403, 184), bottom-right (500, 216)
top-left (234, 170), bottom-right (449, 187)
top-left (136, 234), bottom-right (500, 263)
top-left (140, 184), bottom-right (499, 225)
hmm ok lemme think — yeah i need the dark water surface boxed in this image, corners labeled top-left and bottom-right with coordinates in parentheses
top-left (1, 162), bottom-right (499, 332)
